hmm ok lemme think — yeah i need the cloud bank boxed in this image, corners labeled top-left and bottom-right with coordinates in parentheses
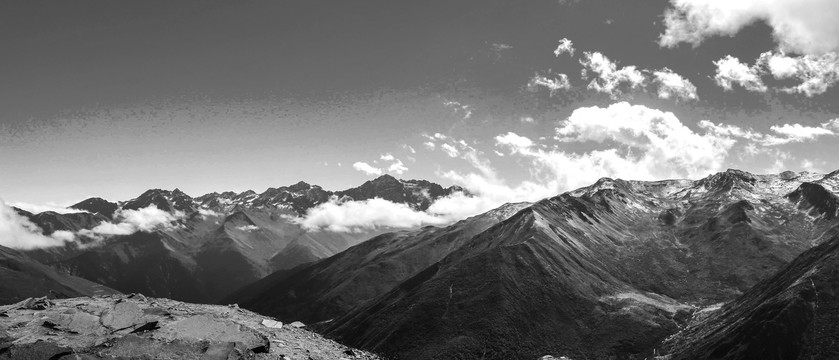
top-left (299, 197), bottom-right (450, 232)
top-left (0, 200), bottom-right (74, 250)
top-left (79, 205), bottom-right (180, 238)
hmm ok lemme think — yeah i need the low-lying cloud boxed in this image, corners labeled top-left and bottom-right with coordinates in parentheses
top-left (79, 205), bottom-right (181, 239)
top-left (0, 199), bottom-right (75, 250)
top-left (299, 197), bottom-right (450, 232)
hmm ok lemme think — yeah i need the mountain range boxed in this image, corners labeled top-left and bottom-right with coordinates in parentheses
top-left (4, 170), bottom-right (839, 359)
top-left (10, 175), bottom-right (463, 303)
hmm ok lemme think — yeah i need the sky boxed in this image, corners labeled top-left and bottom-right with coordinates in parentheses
top-left (2, 0), bottom-right (839, 210)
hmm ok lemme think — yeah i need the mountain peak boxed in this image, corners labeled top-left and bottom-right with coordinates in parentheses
top-left (287, 181), bottom-right (312, 191)
top-left (371, 174), bottom-right (400, 184)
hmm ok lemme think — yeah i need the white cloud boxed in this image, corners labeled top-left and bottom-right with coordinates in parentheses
top-left (402, 144), bottom-right (417, 154)
top-left (299, 198), bottom-right (449, 232)
top-left (423, 141), bottom-right (436, 150)
top-left (198, 208), bottom-right (220, 219)
top-left (496, 132), bottom-right (534, 150)
top-left (9, 202), bottom-right (88, 215)
top-left (441, 143), bottom-right (460, 158)
top-left (580, 52), bottom-right (647, 99)
top-left (757, 51), bottom-right (839, 96)
top-left (387, 159), bottom-right (408, 174)
top-left (652, 68), bottom-right (698, 100)
top-left (659, 0), bottom-right (839, 55)
top-left (765, 123), bottom-right (835, 145)
top-left (78, 205), bottom-right (180, 238)
top-left (380, 153), bottom-right (395, 161)
top-left (236, 225), bottom-right (259, 232)
top-left (352, 161), bottom-right (383, 176)
top-left (443, 100), bottom-right (473, 119)
top-left (528, 73), bottom-right (571, 95)
top-left (520, 116), bottom-right (536, 124)
top-left (553, 38), bottom-right (575, 57)
top-left (0, 199), bottom-right (71, 250)
top-left (700, 118), bottom-right (838, 146)
top-left (713, 56), bottom-right (767, 92)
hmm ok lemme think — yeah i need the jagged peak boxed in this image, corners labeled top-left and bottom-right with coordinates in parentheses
top-left (696, 168), bottom-right (757, 189)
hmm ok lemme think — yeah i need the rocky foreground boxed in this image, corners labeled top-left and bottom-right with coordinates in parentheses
top-left (0, 294), bottom-right (378, 360)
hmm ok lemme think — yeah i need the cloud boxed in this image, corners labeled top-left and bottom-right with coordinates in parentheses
top-left (441, 143), bottom-right (460, 158)
top-left (652, 68), bottom-right (699, 100)
top-left (402, 144), bottom-right (417, 154)
top-left (0, 199), bottom-right (72, 250)
top-left (496, 132), bottom-right (534, 149)
top-left (380, 153), bottom-right (395, 161)
top-left (528, 73), bottom-right (571, 95)
top-left (443, 100), bottom-right (473, 119)
top-left (757, 51), bottom-right (839, 96)
top-left (78, 205), bottom-right (180, 238)
top-left (580, 52), bottom-right (647, 99)
top-left (700, 118), bottom-right (838, 146)
top-left (553, 38), bottom-right (575, 57)
top-left (352, 161), bottom-right (383, 176)
top-left (198, 208), bottom-right (220, 219)
top-left (423, 141), bottom-right (436, 150)
top-left (659, 0), bottom-right (839, 55)
top-left (299, 197), bottom-right (449, 232)
top-left (236, 225), bottom-right (259, 232)
top-left (9, 202), bottom-right (88, 215)
top-left (387, 159), bottom-right (408, 174)
top-left (713, 55), bottom-right (767, 92)
top-left (765, 123), bottom-right (835, 145)
top-left (520, 116), bottom-right (536, 124)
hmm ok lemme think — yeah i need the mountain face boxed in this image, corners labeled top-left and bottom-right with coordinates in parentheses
top-left (660, 227), bottom-right (839, 360)
top-left (16, 175), bottom-right (462, 304)
top-left (230, 169), bottom-right (837, 360)
top-left (225, 202), bottom-right (530, 323)
top-left (69, 197), bottom-right (119, 219)
top-left (0, 244), bottom-right (119, 305)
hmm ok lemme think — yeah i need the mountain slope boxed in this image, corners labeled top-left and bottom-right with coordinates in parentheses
top-left (661, 226), bottom-right (839, 360)
top-left (225, 202), bottom-right (530, 323)
top-left (0, 244), bottom-right (119, 305)
top-left (316, 170), bottom-right (839, 359)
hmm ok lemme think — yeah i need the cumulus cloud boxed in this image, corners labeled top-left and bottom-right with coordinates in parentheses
top-left (0, 200), bottom-right (72, 250)
top-left (299, 197), bottom-right (449, 232)
top-left (528, 73), bottom-right (571, 95)
top-left (553, 38), bottom-right (575, 57)
top-left (652, 68), bottom-right (699, 100)
top-left (580, 52), bottom-right (647, 99)
top-left (9, 202), bottom-right (88, 215)
top-left (713, 55), bottom-right (767, 92)
top-left (352, 161), bottom-right (383, 176)
top-left (757, 51), bottom-right (839, 96)
top-left (659, 0), bottom-right (839, 55)
top-left (387, 159), bottom-right (409, 174)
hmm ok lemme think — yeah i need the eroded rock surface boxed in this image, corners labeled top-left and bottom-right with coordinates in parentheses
top-left (0, 294), bottom-right (378, 360)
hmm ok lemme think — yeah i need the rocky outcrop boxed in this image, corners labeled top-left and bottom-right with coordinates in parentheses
top-left (0, 294), bottom-right (378, 360)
